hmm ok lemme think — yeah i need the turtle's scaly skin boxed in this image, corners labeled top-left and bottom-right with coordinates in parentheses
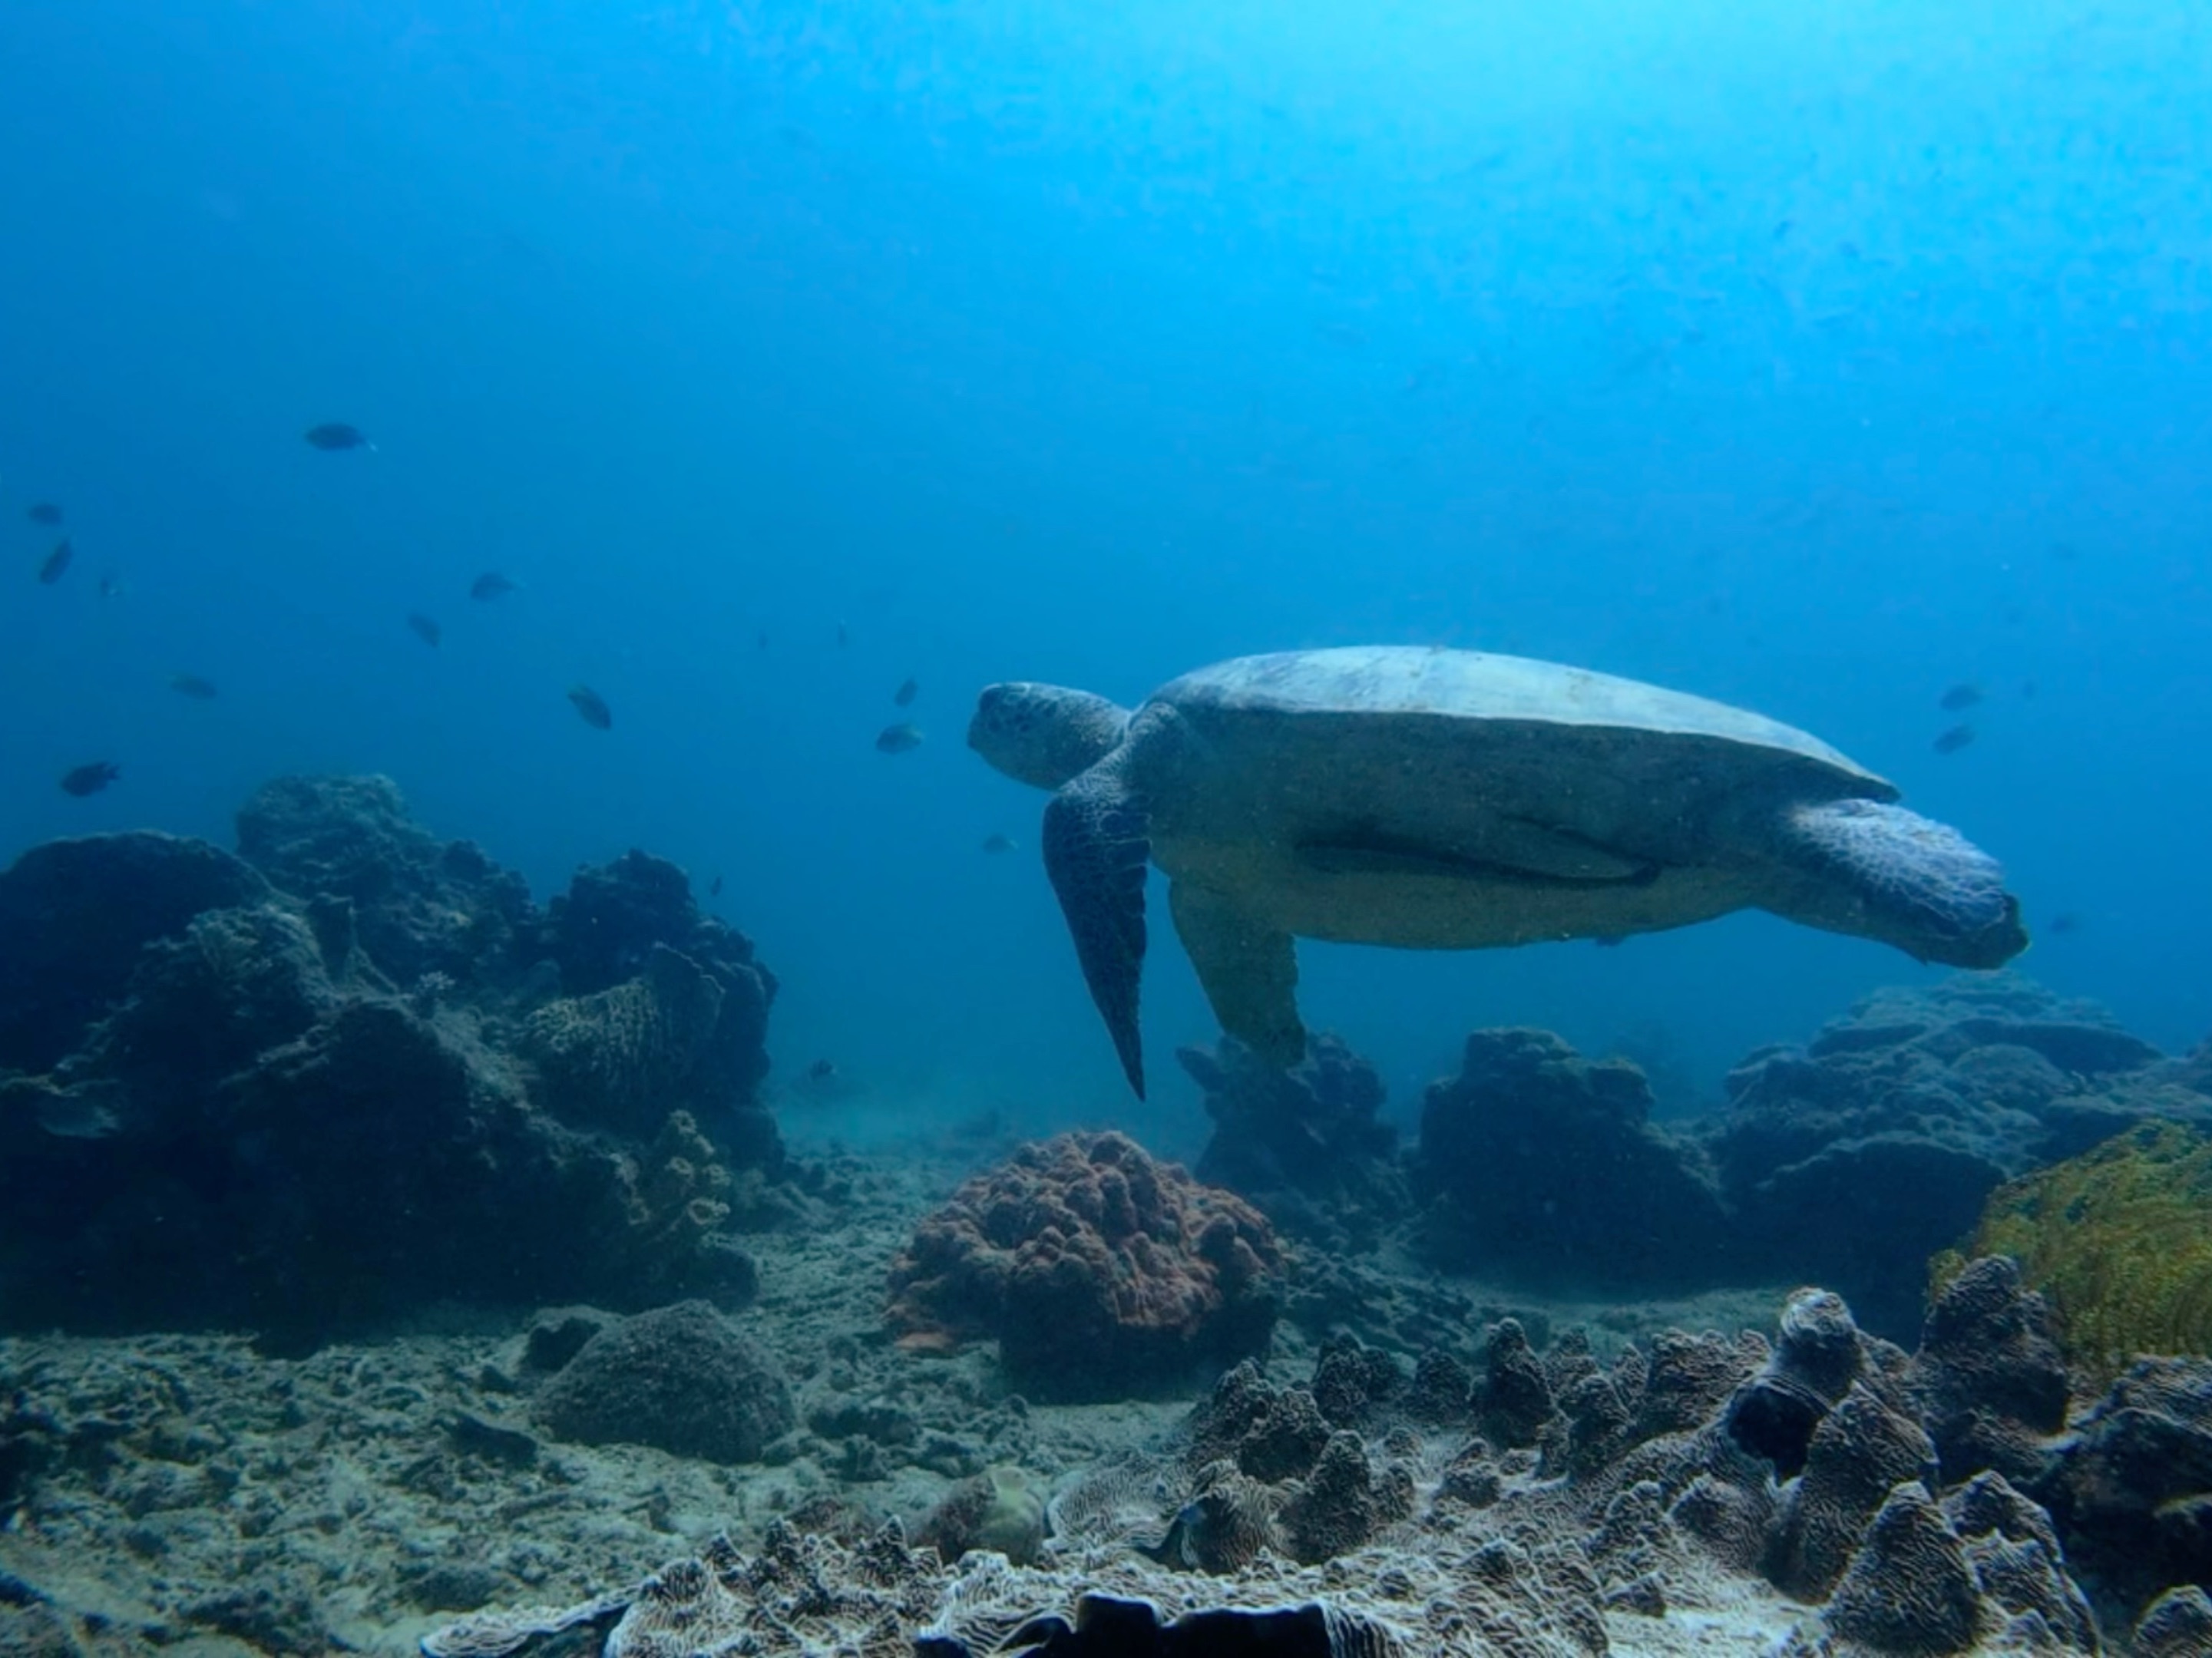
top-left (971, 646), bottom-right (2028, 1098)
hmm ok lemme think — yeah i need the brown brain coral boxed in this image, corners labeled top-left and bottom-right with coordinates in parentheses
top-left (887, 1131), bottom-right (1285, 1400)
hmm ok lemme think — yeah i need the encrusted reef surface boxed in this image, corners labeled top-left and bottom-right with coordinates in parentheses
top-left (2, 1112), bottom-right (2209, 1657)
top-left (421, 1253), bottom-right (2192, 1656)
top-left (0, 776), bottom-right (794, 1343)
top-left (1179, 975), bottom-right (2212, 1342)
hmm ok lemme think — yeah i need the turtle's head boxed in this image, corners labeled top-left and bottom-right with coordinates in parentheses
top-left (1781, 799), bottom-right (2031, 969)
top-left (968, 682), bottom-right (1132, 790)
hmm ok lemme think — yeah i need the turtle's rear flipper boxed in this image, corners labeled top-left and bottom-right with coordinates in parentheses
top-left (1170, 881), bottom-right (1305, 1070)
top-left (1043, 771), bottom-right (1152, 1097)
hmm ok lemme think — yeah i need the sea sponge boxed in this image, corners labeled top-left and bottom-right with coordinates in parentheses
top-left (1936, 1119), bottom-right (2212, 1376)
top-left (885, 1131), bottom-right (1283, 1400)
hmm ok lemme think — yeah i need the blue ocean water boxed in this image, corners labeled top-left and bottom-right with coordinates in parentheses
top-left (2, 0), bottom-right (2204, 1154)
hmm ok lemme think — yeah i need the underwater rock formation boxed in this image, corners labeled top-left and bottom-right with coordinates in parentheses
top-left (2035, 1353), bottom-right (2212, 1630)
top-left (235, 773), bottom-right (536, 991)
top-left (1177, 1033), bottom-right (1406, 1248)
top-left (885, 1131), bottom-right (1284, 1401)
top-left (0, 775), bottom-right (785, 1341)
top-left (0, 831), bottom-right (272, 1073)
top-left (1405, 978), bottom-right (2207, 1342)
top-left (1709, 972), bottom-right (2199, 1335)
top-left (1413, 1027), bottom-right (1733, 1290)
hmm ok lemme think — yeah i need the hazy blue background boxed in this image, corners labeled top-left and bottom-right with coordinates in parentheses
top-left (3, 0), bottom-right (2205, 1153)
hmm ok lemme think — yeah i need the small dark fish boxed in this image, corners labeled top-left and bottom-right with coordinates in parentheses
top-left (567, 685), bottom-right (613, 729)
top-left (836, 620), bottom-right (850, 648)
top-left (981, 833), bottom-right (1017, 855)
top-left (37, 538), bottom-right (71, 584)
top-left (756, 631), bottom-right (769, 651)
top-left (2046, 912), bottom-right (2083, 935)
top-left (1772, 217), bottom-right (1795, 243)
top-left (167, 672), bottom-right (219, 699)
top-left (875, 722), bottom-right (922, 754)
top-left (1594, 935), bottom-right (1627, 948)
top-left (470, 571), bottom-right (520, 601)
top-left (303, 421), bottom-right (373, 451)
top-left (894, 676), bottom-right (919, 708)
top-left (60, 761), bottom-right (120, 797)
top-left (709, 874), bottom-right (723, 897)
top-left (805, 1059), bottom-right (838, 1082)
top-left (405, 610), bottom-right (442, 647)
top-left (96, 573), bottom-right (122, 600)
top-left (1938, 682), bottom-right (1983, 712)
top-left (1933, 723), bottom-right (1977, 755)
top-left (25, 503), bottom-right (62, 526)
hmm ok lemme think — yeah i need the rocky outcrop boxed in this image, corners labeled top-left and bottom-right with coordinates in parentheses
top-left (1407, 979), bottom-right (2204, 1342)
top-left (0, 776), bottom-right (786, 1342)
top-left (1413, 1027), bottom-right (1733, 1290)
top-left (1179, 1033), bottom-right (1405, 1249)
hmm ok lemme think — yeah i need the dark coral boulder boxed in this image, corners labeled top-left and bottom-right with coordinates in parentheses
top-left (2035, 1356), bottom-right (2212, 1627)
top-left (1412, 1029), bottom-right (1731, 1291)
top-left (0, 832), bottom-right (269, 1072)
top-left (534, 1300), bottom-right (794, 1464)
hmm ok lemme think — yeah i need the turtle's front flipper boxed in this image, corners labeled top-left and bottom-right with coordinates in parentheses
top-left (1169, 881), bottom-right (1304, 1069)
top-left (1043, 770), bottom-right (1152, 1097)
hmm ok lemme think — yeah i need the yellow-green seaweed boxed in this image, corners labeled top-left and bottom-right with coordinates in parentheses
top-left (1936, 1119), bottom-right (2212, 1375)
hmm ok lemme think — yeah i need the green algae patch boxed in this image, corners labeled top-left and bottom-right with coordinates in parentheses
top-left (1936, 1120), bottom-right (2212, 1376)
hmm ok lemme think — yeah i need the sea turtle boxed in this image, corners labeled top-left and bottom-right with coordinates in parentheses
top-left (968, 646), bottom-right (2028, 1098)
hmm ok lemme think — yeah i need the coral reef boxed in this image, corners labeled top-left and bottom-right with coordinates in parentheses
top-left (917, 1465), bottom-right (1049, 1567)
top-left (435, 1264), bottom-right (2163, 1658)
top-left (1907, 1255), bottom-right (2071, 1486)
top-left (0, 775), bottom-right (786, 1341)
top-left (885, 1131), bottom-right (1284, 1401)
top-left (521, 943), bottom-right (733, 1139)
top-left (541, 849), bottom-right (779, 1153)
